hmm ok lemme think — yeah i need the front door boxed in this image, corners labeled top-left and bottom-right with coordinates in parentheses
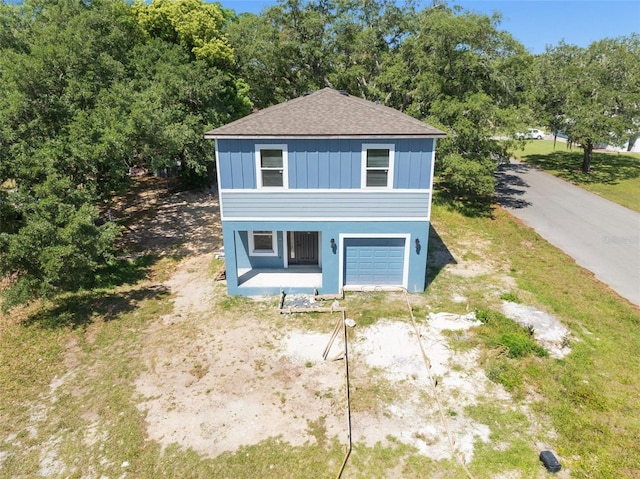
top-left (288, 231), bottom-right (319, 265)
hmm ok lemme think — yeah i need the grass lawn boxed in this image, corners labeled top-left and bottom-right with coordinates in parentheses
top-left (511, 140), bottom-right (640, 213)
top-left (431, 204), bottom-right (640, 478)
top-left (1, 202), bottom-right (639, 478)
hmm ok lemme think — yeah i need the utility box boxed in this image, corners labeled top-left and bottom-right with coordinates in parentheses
top-left (540, 450), bottom-right (561, 473)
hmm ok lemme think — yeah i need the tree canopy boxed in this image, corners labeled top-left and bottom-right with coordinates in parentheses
top-left (1, 0), bottom-right (637, 307)
top-left (535, 35), bottom-right (640, 172)
top-left (0, 0), bottom-right (250, 308)
top-left (380, 5), bottom-right (534, 204)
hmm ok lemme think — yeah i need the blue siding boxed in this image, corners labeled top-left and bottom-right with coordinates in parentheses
top-left (218, 140), bottom-right (256, 189)
top-left (317, 149), bottom-right (330, 188)
top-left (217, 138), bottom-right (434, 190)
top-left (220, 190), bottom-right (431, 219)
top-left (296, 150), bottom-right (308, 187)
top-left (408, 151), bottom-right (424, 189)
top-left (289, 139), bottom-right (362, 188)
top-left (234, 231), bottom-right (285, 270)
top-left (221, 219), bottom-right (429, 296)
top-left (394, 138), bottom-right (433, 189)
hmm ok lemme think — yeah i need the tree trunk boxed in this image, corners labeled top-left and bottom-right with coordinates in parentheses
top-left (581, 141), bottom-right (593, 173)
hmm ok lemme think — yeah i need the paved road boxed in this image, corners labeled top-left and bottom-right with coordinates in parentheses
top-left (496, 161), bottom-right (640, 306)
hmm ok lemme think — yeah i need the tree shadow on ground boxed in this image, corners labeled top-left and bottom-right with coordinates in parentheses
top-left (115, 186), bottom-right (221, 259)
top-left (524, 150), bottom-right (640, 185)
top-left (426, 224), bottom-right (457, 288)
top-left (92, 255), bottom-right (156, 289)
top-left (24, 284), bottom-right (170, 329)
top-left (495, 163), bottom-right (533, 209)
top-left (432, 190), bottom-right (496, 218)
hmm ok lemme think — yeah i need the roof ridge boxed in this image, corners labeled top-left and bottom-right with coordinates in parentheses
top-left (205, 87), bottom-right (445, 138)
top-left (344, 93), bottom-right (431, 126)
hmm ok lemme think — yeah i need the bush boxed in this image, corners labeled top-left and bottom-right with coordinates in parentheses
top-left (438, 153), bottom-right (497, 200)
top-left (476, 309), bottom-right (491, 323)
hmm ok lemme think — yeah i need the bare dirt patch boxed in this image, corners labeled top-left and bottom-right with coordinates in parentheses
top-left (501, 301), bottom-right (572, 359)
top-left (114, 177), bottom-right (222, 258)
top-left (123, 186), bottom-right (558, 469)
top-left (135, 261), bottom-right (508, 463)
top-left (135, 300), bottom-right (346, 456)
top-left (348, 316), bottom-right (502, 462)
top-left (134, 247), bottom-right (533, 468)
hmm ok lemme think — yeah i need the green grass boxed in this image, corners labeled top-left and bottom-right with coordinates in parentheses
top-left (430, 204), bottom-right (640, 477)
top-left (476, 309), bottom-right (548, 359)
top-left (499, 292), bottom-right (520, 303)
top-left (511, 139), bottom-right (640, 212)
top-left (0, 289), bottom-right (173, 478)
top-left (344, 291), bottom-right (409, 326)
top-left (466, 403), bottom-right (541, 477)
top-left (2, 202), bottom-right (639, 478)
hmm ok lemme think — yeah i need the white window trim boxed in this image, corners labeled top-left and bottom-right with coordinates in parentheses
top-left (248, 230), bottom-right (278, 256)
top-left (361, 143), bottom-right (395, 189)
top-left (255, 144), bottom-right (288, 189)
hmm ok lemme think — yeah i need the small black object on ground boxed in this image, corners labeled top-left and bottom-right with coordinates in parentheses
top-left (540, 450), bottom-right (561, 473)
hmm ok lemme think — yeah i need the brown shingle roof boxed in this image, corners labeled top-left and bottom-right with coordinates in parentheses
top-left (204, 88), bottom-right (445, 138)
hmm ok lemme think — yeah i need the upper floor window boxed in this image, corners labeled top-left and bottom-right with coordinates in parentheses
top-left (362, 144), bottom-right (394, 188)
top-left (256, 144), bottom-right (288, 188)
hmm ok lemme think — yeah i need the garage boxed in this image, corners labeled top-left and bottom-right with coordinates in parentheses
top-left (343, 237), bottom-right (407, 287)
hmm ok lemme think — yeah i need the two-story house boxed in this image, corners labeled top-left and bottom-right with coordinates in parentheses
top-left (205, 88), bottom-right (445, 296)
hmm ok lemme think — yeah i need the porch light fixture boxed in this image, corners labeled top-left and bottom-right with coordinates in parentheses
top-left (330, 238), bottom-right (337, 254)
top-left (415, 238), bottom-right (421, 254)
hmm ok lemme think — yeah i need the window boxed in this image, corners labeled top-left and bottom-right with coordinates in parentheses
top-left (256, 144), bottom-right (288, 188)
top-left (362, 144), bottom-right (394, 188)
top-left (249, 230), bottom-right (278, 256)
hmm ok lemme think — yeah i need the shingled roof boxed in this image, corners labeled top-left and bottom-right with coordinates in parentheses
top-left (204, 88), bottom-right (445, 138)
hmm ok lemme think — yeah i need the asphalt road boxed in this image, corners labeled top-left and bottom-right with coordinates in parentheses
top-left (496, 160), bottom-right (640, 306)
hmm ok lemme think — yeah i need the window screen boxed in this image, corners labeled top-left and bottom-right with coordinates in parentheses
top-left (365, 149), bottom-right (390, 187)
top-left (260, 149), bottom-right (283, 187)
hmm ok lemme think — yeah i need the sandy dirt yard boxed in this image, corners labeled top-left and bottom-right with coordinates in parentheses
top-left (126, 185), bottom-right (570, 472)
